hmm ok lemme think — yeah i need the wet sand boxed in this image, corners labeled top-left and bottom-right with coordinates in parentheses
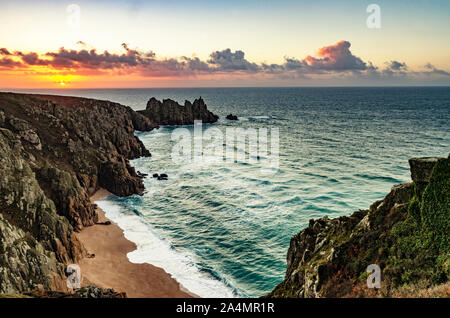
top-left (75, 188), bottom-right (194, 298)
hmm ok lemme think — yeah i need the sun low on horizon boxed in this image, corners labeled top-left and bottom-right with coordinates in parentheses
top-left (1, 0), bottom-right (450, 89)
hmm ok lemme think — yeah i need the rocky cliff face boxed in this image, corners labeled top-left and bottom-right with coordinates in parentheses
top-left (0, 128), bottom-right (83, 293)
top-left (0, 92), bottom-right (156, 294)
top-left (268, 156), bottom-right (449, 298)
top-left (138, 97), bottom-right (219, 125)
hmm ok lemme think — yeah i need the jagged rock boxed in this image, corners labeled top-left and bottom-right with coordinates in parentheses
top-left (126, 107), bottom-right (158, 131)
top-left (409, 157), bottom-right (440, 183)
top-left (137, 171), bottom-right (148, 178)
top-left (72, 285), bottom-right (126, 298)
top-left (20, 129), bottom-right (41, 150)
top-left (99, 158), bottom-right (145, 196)
top-left (0, 128), bottom-right (84, 294)
top-left (0, 92), bottom-right (153, 201)
top-left (226, 114), bottom-right (238, 120)
top-left (156, 173), bottom-right (168, 180)
top-left (138, 97), bottom-right (219, 125)
top-left (268, 156), bottom-right (449, 298)
top-left (0, 92), bottom-right (156, 295)
top-left (5, 117), bottom-right (42, 150)
top-left (37, 164), bottom-right (98, 231)
top-left (23, 285), bottom-right (126, 298)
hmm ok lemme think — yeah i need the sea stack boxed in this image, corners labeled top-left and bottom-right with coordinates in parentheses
top-left (138, 97), bottom-right (219, 125)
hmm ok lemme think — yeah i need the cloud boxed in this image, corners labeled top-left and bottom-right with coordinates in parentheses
top-left (44, 47), bottom-right (146, 69)
top-left (0, 41), bottom-right (449, 82)
top-left (424, 63), bottom-right (450, 76)
top-left (387, 60), bottom-right (407, 71)
top-left (208, 49), bottom-right (260, 72)
top-left (0, 57), bottom-right (23, 68)
top-left (302, 40), bottom-right (367, 71)
top-left (17, 52), bottom-right (50, 66)
top-left (377, 60), bottom-right (409, 77)
top-left (182, 56), bottom-right (211, 72)
top-left (0, 48), bottom-right (12, 56)
top-left (259, 41), bottom-right (369, 75)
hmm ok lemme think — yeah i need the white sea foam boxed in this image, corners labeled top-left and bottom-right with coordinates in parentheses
top-left (95, 197), bottom-right (237, 298)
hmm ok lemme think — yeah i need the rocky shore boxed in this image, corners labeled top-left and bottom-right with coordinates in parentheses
top-left (0, 91), bottom-right (447, 298)
top-left (268, 156), bottom-right (449, 298)
top-left (0, 92), bottom-right (171, 296)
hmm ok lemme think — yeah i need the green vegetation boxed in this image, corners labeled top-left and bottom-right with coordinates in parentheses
top-left (269, 156), bottom-right (449, 298)
top-left (390, 157), bottom-right (449, 286)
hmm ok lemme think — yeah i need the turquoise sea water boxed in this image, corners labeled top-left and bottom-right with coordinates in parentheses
top-left (12, 87), bottom-right (450, 297)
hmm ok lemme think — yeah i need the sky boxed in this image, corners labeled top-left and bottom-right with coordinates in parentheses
top-left (1, 0), bottom-right (450, 88)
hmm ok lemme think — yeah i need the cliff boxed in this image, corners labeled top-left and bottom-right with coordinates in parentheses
top-left (0, 92), bottom-right (156, 294)
top-left (138, 97), bottom-right (219, 125)
top-left (268, 156), bottom-right (449, 297)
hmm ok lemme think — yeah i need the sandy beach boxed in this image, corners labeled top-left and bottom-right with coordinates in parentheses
top-left (75, 188), bottom-right (194, 298)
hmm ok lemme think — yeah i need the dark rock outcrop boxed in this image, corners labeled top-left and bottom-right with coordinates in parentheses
top-left (138, 97), bottom-right (218, 125)
top-left (226, 114), bottom-right (238, 120)
top-left (409, 157), bottom-right (440, 183)
top-left (0, 128), bottom-right (84, 294)
top-left (21, 285), bottom-right (126, 298)
top-left (268, 155), bottom-right (449, 298)
top-left (99, 158), bottom-right (145, 196)
top-left (157, 173), bottom-right (168, 181)
top-left (0, 92), bottom-right (156, 294)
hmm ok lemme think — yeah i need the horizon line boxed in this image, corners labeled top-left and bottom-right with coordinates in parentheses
top-left (2, 85), bottom-right (450, 91)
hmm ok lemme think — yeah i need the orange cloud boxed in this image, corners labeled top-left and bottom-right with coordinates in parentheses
top-left (1, 41), bottom-right (449, 88)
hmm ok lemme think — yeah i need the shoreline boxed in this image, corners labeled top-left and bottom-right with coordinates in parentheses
top-left (75, 188), bottom-right (196, 298)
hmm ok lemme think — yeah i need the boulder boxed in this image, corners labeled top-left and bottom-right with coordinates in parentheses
top-left (226, 114), bottom-right (238, 120)
top-left (157, 176), bottom-right (168, 181)
top-left (157, 173), bottom-right (168, 180)
top-left (409, 157), bottom-right (440, 183)
top-left (20, 129), bottom-right (42, 150)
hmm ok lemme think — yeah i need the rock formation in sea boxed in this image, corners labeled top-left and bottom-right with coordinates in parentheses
top-left (267, 156), bottom-right (449, 298)
top-left (0, 92), bottom-right (156, 295)
top-left (226, 114), bottom-right (238, 120)
top-left (138, 97), bottom-right (219, 125)
top-left (1, 92), bottom-right (447, 298)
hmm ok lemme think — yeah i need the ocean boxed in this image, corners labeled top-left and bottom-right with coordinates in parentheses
top-left (11, 87), bottom-right (450, 297)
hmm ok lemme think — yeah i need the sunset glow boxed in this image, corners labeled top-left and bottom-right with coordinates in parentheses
top-left (1, 0), bottom-right (450, 88)
top-left (0, 0), bottom-right (449, 303)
